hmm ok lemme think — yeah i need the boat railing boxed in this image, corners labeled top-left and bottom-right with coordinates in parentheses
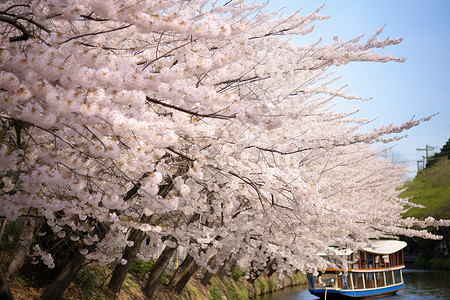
top-left (312, 266), bottom-right (404, 290)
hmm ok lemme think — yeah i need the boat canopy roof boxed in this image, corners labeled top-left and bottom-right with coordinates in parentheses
top-left (362, 240), bottom-right (407, 255)
top-left (318, 240), bottom-right (407, 256)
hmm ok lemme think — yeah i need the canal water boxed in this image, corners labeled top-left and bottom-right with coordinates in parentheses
top-left (258, 269), bottom-right (450, 300)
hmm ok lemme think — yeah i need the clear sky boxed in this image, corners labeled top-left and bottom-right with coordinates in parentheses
top-left (253, 0), bottom-right (450, 177)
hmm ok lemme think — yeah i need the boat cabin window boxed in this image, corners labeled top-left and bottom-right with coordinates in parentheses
top-left (351, 273), bottom-right (364, 289)
top-left (394, 269), bottom-right (402, 284)
top-left (348, 252), bottom-right (359, 269)
top-left (360, 252), bottom-right (367, 269)
top-left (364, 272), bottom-right (376, 288)
top-left (375, 272), bottom-right (384, 287)
top-left (317, 273), bottom-right (338, 287)
top-left (398, 250), bottom-right (404, 265)
top-left (357, 250), bottom-right (404, 269)
top-left (375, 255), bottom-right (380, 268)
top-left (382, 255), bottom-right (390, 267)
top-left (367, 254), bottom-right (373, 269)
top-left (385, 270), bottom-right (394, 285)
top-left (391, 253), bottom-right (398, 266)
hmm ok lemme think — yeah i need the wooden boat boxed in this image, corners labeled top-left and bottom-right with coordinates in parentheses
top-left (308, 240), bottom-right (407, 299)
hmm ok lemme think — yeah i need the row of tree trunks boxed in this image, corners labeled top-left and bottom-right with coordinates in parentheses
top-left (109, 174), bottom-right (184, 294)
top-left (108, 228), bottom-right (147, 293)
top-left (201, 255), bottom-right (217, 286)
top-left (167, 253), bottom-right (194, 290)
top-left (143, 214), bottom-right (201, 298)
top-left (144, 244), bottom-right (178, 298)
top-left (40, 179), bottom-right (146, 299)
top-left (173, 259), bottom-right (200, 294)
top-left (42, 222), bottom-right (108, 300)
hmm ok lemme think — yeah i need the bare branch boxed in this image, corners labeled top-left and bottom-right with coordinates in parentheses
top-left (145, 96), bottom-right (236, 120)
top-left (0, 13), bottom-right (30, 42)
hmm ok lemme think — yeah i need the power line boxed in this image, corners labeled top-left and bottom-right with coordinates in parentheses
top-left (416, 145), bottom-right (436, 170)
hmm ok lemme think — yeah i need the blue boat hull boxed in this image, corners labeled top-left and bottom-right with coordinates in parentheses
top-left (309, 283), bottom-right (404, 299)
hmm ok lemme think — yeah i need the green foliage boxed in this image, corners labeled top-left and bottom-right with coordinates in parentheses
top-left (187, 285), bottom-right (198, 297)
top-left (426, 139), bottom-right (450, 168)
top-left (85, 294), bottom-right (102, 300)
top-left (414, 252), bottom-right (431, 268)
top-left (416, 256), bottom-right (450, 270)
top-left (256, 277), bottom-right (266, 294)
top-left (159, 273), bottom-right (172, 285)
top-left (401, 158), bottom-right (450, 220)
top-left (267, 275), bottom-right (276, 292)
top-left (75, 267), bottom-right (103, 300)
top-left (0, 219), bottom-right (21, 249)
top-left (129, 259), bottom-right (155, 275)
top-left (235, 282), bottom-right (249, 299)
top-left (231, 268), bottom-right (244, 281)
top-left (76, 268), bottom-right (95, 291)
top-left (291, 272), bottom-right (300, 285)
top-left (208, 286), bottom-right (222, 300)
top-left (16, 275), bottom-right (35, 287)
top-left (221, 278), bottom-right (248, 300)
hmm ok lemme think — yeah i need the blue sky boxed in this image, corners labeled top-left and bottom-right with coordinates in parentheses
top-left (253, 0), bottom-right (450, 177)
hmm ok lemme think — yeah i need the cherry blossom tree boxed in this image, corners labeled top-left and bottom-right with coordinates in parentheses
top-left (1, 0), bottom-right (448, 298)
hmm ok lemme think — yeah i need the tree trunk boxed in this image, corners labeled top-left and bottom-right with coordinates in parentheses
top-left (0, 218), bottom-right (8, 243)
top-left (167, 253), bottom-right (194, 290)
top-left (201, 255), bottom-right (217, 286)
top-left (248, 260), bottom-right (273, 284)
top-left (6, 215), bottom-right (40, 283)
top-left (144, 245), bottom-right (177, 299)
top-left (108, 229), bottom-right (146, 293)
top-left (216, 258), bottom-right (230, 279)
top-left (42, 222), bottom-right (108, 300)
top-left (41, 250), bottom-right (86, 300)
top-left (247, 267), bottom-right (261, 284)
top-left (0, 269), bottom-right (14, 300)
top-left (173, 261), bottom-right (199, 294)
top-left (265, 260), bottom-right (276, 278)
top-left (217, 257), bottom-right (237, 279)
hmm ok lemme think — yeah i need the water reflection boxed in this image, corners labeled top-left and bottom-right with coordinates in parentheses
top-left (258, 269), bottom-right (450, 300)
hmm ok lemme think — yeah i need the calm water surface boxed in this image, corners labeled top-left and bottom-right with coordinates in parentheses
top-left (258, 269), bottom-right (450, 300)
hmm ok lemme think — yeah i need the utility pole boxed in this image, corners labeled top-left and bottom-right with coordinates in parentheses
top-left (416, 145), bottom-right (436, 170)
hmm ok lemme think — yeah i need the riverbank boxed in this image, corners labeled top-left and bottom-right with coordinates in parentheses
top-left (414, 254), bottom-right (450, 270)
top-left (8, 259), bottom-right (308, 299)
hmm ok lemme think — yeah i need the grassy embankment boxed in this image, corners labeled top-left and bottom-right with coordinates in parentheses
top-left (6, 255), bottom-right (307, 300)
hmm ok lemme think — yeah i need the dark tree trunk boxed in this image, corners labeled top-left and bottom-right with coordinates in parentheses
top-left (0, 269), bottom-right (14, 300)
top-left (144, 245), bottom-right (177, 299)
top-left (248, 259), bottom-right (274, 284)
top-left (216, 258), bottom-right (230, 279)
top-left (167, 253), bottom-right (194, 290)
top-left (216, 257), bottom-right (237, 279)
top-left (0, 218), bottom-right (8, 243)
top-left (6, 215), bottom-right (40, 283)
top-left (173, 261), bottom-right (199, 294)
top-left (201, 255), bottom-right (217, 286)
top-left (144, 213), bottom-right (199, 298)
top-left (266, 260), bottom-right (276, 278)
top-left (247, 268), bottom-right (261, 284)
top-left (42, 222), bottom-right (108, 300)
top-left (108, 229), bottom-right (146, 293)
top-left (41, 250), bottom-right (86, 300)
